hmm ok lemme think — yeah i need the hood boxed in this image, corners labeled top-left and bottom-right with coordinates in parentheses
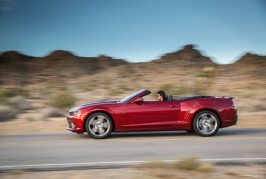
top-left (69, 101), bottom-right (117, 112)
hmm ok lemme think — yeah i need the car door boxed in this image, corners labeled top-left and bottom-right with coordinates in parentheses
top-left (125, 100), bottom-right (180, 130)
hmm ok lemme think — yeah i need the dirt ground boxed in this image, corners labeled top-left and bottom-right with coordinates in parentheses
top-left (0, 165), bottom-right (265, 179)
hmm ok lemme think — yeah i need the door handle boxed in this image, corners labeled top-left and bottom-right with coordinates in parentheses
top-left (170, 105), bottom-right (177, 108)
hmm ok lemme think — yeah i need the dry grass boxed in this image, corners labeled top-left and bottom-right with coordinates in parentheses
top-left (140, 157), bottom-right (213, 173)
top-left (174, 157), bottom-right (201, 171)
top-left (136, 158), bottom-right (265, 179)
top-left (48, 91), bottom-right (76, 109)
top-left (1, 164), bottom-right (265, 179)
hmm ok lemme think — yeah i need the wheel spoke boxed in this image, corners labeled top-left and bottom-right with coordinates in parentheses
top-left (208, 116), bottom-right (215, 123)
top-left (202, 126), bottom-right (208, 133)
top-left (200, 113), bottom-right (208, 119)
top-left (91, 118), bottom-right (97, 125)
top-left (206, 123), bottom-right (212, 130)
top-left (91, 126), bottom-right (97, 133)
top-left (97, 116), bottom-right (105, 123)
top-left (98, 128), bottom-right (105, 134)
top-left (103, 122), bottom-right (109, 129)
top-left (196, 112), bottom-right (218, 135)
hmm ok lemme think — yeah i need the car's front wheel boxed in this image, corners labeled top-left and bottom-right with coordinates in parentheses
top-left (193, 110), bottom-right (220, 137)
top-left (85, 112), bottom-right (113, 139)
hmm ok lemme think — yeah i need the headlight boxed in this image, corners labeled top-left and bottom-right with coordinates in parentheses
top-left (69, 110), bottom-right (79, 116)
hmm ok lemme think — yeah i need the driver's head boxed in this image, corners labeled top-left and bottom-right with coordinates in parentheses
top-left (157, 90), bottom-right (166, 101)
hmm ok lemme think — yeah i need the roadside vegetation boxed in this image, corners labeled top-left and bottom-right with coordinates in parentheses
top-left (2, 157), bottom-right (264, 179)
top-left (48, 91), bottom-right (76, 109)
top-left (0, 88), bottom-right (30, 122)
top-left (136, 157), bottom-right (264, 179)
top-left (139, 157), bottom-right (213, 173)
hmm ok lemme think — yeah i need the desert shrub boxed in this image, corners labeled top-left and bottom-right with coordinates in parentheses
top-left (137, 157), bottom-right (213, 173)
top-left (0, 89), bottom-right (14, 105)
top-left (159, 83), bottom-right (175, 92)
top-left (120, 66), bottom-right (136, 78)
top-left (17, 100), bottom-right (34, 110)
top-left (0, 106), bottom-right (17, 122)
top-left (41, 108), bottom-right (65, 118)
top-left (158, 83), bottom-right (177, 96)
top-left (48, 91), bottom-right (76, 109)
top-left (198, 66), bottom-right (216, 78)
top-left (108, 85), bottom-right (130, 98)
top-left (0, 87), bottom-right (28, 98)
top-left (252, 104), bottom-right (266, 112)
top-left (174, 86), bottom-right (190, 96)
top-left (158, 84), bottom-right (190, 97)
top-left (0, 95), bottom-right (33, 112)
top-left (174, 157), bottom-right (200, 170)
top-left (192, 80), bottom-right (207, 95)
top-left (108, 89), bottom-right (122, 97)
top-left (0, 88), bottom-right (29, 108)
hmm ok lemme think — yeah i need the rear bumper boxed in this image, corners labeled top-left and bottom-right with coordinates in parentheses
top-left (222, 115), bottom-right (238, 128)
top-left (233, 115), bottom-right (238, 125)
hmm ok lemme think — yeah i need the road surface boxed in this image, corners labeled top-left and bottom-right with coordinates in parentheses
top-left (0, 128), bottom-right (266, 171)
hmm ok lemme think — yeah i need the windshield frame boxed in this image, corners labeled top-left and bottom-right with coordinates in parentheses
top-left (118, 89), bottom-right (149, 103)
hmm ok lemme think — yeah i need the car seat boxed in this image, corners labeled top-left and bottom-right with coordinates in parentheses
top-left (167, 95), bottom-right (173, 101)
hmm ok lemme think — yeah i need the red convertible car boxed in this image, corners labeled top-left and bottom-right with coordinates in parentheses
top-left (67, 89), bottom-right (237, 139)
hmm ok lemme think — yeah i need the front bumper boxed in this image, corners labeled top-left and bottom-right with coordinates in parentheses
top-left (66, 116), bottom-right (83, 133)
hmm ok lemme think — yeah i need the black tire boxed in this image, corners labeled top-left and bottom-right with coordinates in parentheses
top-left (85, 112), bottom-right (113, 139)
top-left (193, 110), bottom-right (220, 137)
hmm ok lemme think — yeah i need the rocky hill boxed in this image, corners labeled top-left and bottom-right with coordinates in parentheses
top-left (234, 53), bottom-right (266, 74)
top-left (0, 50), bottom-right (128, 85)
top-left (152, 45), bottom-right (215, 67)
top-left (0, 45), bottom-right (265, 101)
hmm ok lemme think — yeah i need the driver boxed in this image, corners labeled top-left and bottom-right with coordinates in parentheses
top-left (157, 90), bottom-right (167, 101)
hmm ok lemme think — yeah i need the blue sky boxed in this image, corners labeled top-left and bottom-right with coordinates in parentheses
top-left (0, 0), bottom-right (265, 64)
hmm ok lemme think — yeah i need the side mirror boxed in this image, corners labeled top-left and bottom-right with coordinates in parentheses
top-left (133, 97), bottom-right (143, 104)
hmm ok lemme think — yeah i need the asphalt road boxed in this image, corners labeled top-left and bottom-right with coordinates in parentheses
top-left (0, 128), bottom-right (266, 171)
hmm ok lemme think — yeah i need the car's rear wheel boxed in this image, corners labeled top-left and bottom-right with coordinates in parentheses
top-left (193, 110), bottom-right (220, 136)
top-left (85, 112), bottom-right (113, 139)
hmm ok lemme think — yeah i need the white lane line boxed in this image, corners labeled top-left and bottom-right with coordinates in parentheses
top-left (0, 158), bottom-right (266, 169)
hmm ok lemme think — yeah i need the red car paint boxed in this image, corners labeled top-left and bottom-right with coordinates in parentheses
top-left (67, 89), bottom-right (237, 135)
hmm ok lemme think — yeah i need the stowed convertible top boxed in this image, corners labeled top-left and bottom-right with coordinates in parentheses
top-left (175, 96), bottom-right (216, 100)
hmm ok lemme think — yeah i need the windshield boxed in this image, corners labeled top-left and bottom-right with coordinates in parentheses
top-left (119, 89), bottom-right (146, 103)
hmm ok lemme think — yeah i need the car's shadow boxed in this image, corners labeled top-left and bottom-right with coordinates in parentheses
top-left (216, 128), bottom-right (266, 136)
top-left (109, 131), bottom-right (194, 138)
top-left (75, 128), bottom-right (266, 139)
